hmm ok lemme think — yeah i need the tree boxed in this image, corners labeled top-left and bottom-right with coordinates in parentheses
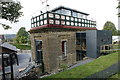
top-left (103, 21), bottom-right (117, 36)
top-left (0, 1), bottom-right (23, 29)
top-left (15, 27), bottom-right (29, 44)
top-left (117, 30), bottom-right (120, 35)
top-left (117, 0), bottom-right (120, 17)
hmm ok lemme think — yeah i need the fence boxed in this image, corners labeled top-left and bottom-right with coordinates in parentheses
top-left (100, 44), bottom-right (120, 54)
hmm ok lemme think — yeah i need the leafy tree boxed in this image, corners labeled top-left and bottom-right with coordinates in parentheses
top-left (15, 27), bottom-right (29, 44)
top-left (103, 21), bottom-right (117, 36)
top-left (0, 1), bottom-right (23, 29)
top-left (117, 1), bottom-right (120, 17)
top-left (117, 30), bottom-right (120, 35)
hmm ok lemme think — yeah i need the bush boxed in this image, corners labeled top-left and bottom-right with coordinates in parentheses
top-left (59, 64), bottom-right (68, 71)
top-left (12, 44), bottom-right (31, 50)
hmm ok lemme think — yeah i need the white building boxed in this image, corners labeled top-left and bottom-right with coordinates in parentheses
top-left (112, 36), bottom-right (120, 43)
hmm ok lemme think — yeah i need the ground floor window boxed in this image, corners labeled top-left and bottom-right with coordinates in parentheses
top-left (62, 41), bottom-right (67, 56)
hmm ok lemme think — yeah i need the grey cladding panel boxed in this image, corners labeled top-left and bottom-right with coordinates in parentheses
top-left (86, 30), bottom-right (97, 58)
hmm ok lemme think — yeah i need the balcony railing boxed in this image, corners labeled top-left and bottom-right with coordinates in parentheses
top-left (31, 11), bottom-right (96, 28)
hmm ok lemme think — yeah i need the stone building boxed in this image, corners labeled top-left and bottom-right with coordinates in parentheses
top-left (30, 29), bottom-right (77, 73)
top-left (29, 6), bottom-right (111, 73)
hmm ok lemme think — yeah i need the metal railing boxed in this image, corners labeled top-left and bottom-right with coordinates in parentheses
top-left (31, 11), bottom-right (96, 28)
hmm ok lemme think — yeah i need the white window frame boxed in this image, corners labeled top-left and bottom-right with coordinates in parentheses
top-left (62, 41), bottom-right (67, 56)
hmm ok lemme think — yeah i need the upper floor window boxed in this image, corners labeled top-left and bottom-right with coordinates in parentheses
top-left (78, 13), bottom-right (82, 18)
top-left (72, 11), bottom-right (78, 17)
top-left (62, 9), bottom-right (71, 16)
top-left (55, 9), bottom-right (61, 14)
top-left (83, 15), bottom-right (87, 19)
top-left (55, 9), bottom-right (71, 16)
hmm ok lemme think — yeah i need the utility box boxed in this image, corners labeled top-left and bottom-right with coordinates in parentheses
top-left (86, 30), bottom-right (112, 58)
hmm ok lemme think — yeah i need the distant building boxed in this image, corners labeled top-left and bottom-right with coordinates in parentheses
top-left (4, 34), bottom-right (16, 42)
top-left (0, 35), bottom-right (5, 42)
top-left (29, 6), bottom-right (112, 73)
top-left (112, 36), bottom-right (120, 44)
top-left (0, 34), bottom-right (16, 42)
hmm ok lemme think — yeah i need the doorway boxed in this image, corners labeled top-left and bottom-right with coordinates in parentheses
top-left (35, 40), bottom-right (44, 73)
top-left (76, 33), bottom-right (86, 61)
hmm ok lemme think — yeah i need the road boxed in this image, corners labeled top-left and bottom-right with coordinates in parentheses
top-left (0, 53), bottom-right (31, 79)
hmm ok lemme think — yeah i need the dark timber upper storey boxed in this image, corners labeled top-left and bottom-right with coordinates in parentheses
top-left (30, 6), bottom-right (97, 31)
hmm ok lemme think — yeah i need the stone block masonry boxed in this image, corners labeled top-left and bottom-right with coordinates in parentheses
top-left (30, 29), bottom-right (77, 73)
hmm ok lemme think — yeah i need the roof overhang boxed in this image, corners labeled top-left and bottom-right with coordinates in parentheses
top-left (29, 24), bottom-right (97, 32)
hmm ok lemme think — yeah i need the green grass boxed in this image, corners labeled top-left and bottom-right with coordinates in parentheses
top-left (43, 52), bottom-right (118, 78)
top-left (114, 44), bottom-right (120, 49)
top-left (108, 72), bottom-right (120, 80)
top-left (12, 44), bottom-right (31, 50)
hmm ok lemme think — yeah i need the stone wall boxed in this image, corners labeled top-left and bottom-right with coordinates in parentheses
top-left (30, 30), bottom-right (76, 73)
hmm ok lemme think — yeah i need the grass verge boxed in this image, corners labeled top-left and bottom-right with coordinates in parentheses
top-left (108, 72), bottom-right (120, 80)
top-left (42, 52), bottom-right (118, 79)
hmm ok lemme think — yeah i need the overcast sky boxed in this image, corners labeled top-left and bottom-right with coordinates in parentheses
top-left (0, 0), bottom-right (118, 34)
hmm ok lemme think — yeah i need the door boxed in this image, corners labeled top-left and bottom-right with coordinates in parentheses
top-left (35, 40), bottom-right (44, 72)
top-left (35, 40), bottom-right (43, 63)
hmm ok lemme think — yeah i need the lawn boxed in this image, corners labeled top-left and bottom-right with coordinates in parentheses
top-left (42, 52), bottom-right (118, 79)
top-left (108, 72), bottom-right (120, 80)
top-left (113, 44), bottom-right (120, 49)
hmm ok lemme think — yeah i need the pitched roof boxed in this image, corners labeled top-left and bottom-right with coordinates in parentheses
top-left (0, 42), bottom-right (17, 51)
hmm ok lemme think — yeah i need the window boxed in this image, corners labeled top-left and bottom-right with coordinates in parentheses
top-left (40, 16), bottom-right (43, 19)
top-left (49, 13), bottom-right (54, 18)
top-left (105, 46), bottom-right (109, 50)
top-left (62, 9), bottom-right (71, 16)
top-left (61, 21), bottom-right (65, 25)
top-left (37, 22), bottom-right (39, 26)
top-left (71, 22), bottom-right (74, 25)
top-left (62, 41), bottom-right (67, 56)
top-left (101, 39), bottom-right (105, 42)
top-left (66, 21), bottom-right (70, 25)
top-left (83, 15), bottom-right (87, 19)
top-left (71, 17), bottom-right (74, 21)
top-left (44, 20), bottom-right (47, 24)
top-left (55, 20), bottom-right (60, 24)
top-left (55, 9), bottom-right (61, 14)
top-left (37, 17), bottom-right (39, 21)
top-left (49, 19), bottom-right (54, 24)
top-left (61, 15), bottom-right (65, 19)
top-left (75, 23), bottom-right (77, 26)
top-left (44, 14), bottom-right (47, 18)
top-left (55, 14), bottom-right (60, 19)
top-left (78, 13), bottom-right (83, 18)
top-left (66, 16), bottom-right (69, 20)
top-left (72, 11), bottom-right (77, 17)
top-left (75, 18), bottom-right (77, 21)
